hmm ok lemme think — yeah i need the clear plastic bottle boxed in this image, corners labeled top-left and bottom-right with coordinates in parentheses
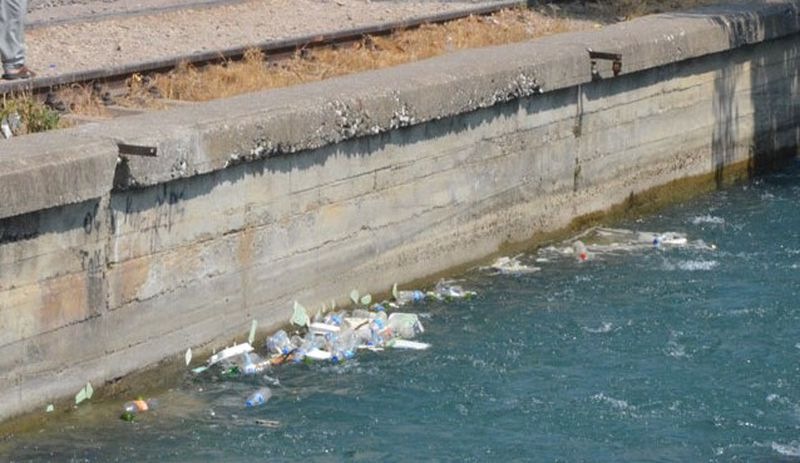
top-left (245, 387), bottom-right (272, 407)
top-left (241, 352), bottom-right (270, 375)
top-left (324, 312), bottom-right (344, 326)
top-left (292, 336), bottom-right (323, 364)
top-left (395, 290), bottom-right (426, 305)
top-left (266, 330), bottom-right (294, 355)
top-left (386, 313), bottom-right (424, 339)
top-left (330, 329), bottom-right (357, 363)
top-left (573, 240), bottom-right (589, 261)
top-left (369, 316), bottom-right (388, 346)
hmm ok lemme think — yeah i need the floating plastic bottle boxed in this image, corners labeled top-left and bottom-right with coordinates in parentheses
top-left (245, 387), bottom-right (272, 408)
top-left (241, 352), bottom-right (270, 375)
top-left (386, 313), bottom-right (424, 339)
top-left (324, 313), bottom-right (344, 326)
top-left (573, 240), bottom-right (589, 261)
top-left (292, 336), bottom-right (323, 364)
top-left (395, 290), bottom-right (426, 305)
top-left (266, 330), bottom-right (294, 355)
top-left (330, 329), bottom-right (358, 363)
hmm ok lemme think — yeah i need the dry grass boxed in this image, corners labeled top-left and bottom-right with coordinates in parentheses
top-left (57, 84), bottom-right (109, 117)
top-left (606, 0), bottom-right (720, 19)
top-left (154, 8), bottom-right (588, 102)
top-left (60, 1), bottom-right (724, 112)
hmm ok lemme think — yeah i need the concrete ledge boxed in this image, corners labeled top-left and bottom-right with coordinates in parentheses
top-left (69, 0), bottom-right (800, 189)
top-left (0, 132), bottom-right (116, 220)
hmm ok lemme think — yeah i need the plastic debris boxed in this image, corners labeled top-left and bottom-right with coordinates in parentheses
top-left (291, 301), bottom-right (310, 327)
top-left (186, 280), bottom-right (474, 416)
top-left (568, 227), bottom-right (713, 254)
top-left (573, 240), bottom-right (589, 262)
top-left (429, 279), bottom-right (476, 301)
top-left (255, 419), bottom-right (281, 428)
top-left (349, 289), bottom-right (360, 305)
top-left (266, 330), bottom-right (295, 355)
top-left (208, 343), bottom-right (254, 367)
top-left (120, 398), bottom-right (157, 422)
top-left (248, 320), bottom-right (258, 345)
top-left (1, 119), bottom-right (12, 139)
top-left (45, 404), bottom-right (54, 413)
top-left (393, 283), bottom-right (426, 306)
top-left (74, 382), bottom-right (94, 405)
top-left (185, 348), bottom-right (192, 366)
top-left (386, 339), bottom-right (431, 350)
top-left (486, 256), bottom-right (541, 274)
top-left (245, 387), bottom-right (272, 407)
top-left (241, 352), bottom-right (270, 375)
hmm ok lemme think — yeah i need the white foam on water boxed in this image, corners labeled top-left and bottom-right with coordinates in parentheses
top-left (591, 393), bottom-right (632, 411)
top-left (666, 340), bottom-right (688, 358)
top-left (664, 260), bottom-right (719, 271)
top-left (666, 330), bottom-right (690, 359)
top-left (772, 441), bottom-right (800, 457)
top-left (691, 214), bottom-right (726, 225)
top-left (583, 322), bottom-right (613, 334)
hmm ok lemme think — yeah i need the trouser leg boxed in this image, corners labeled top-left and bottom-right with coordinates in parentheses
top-left (0, 0), bottom-right (27, 72)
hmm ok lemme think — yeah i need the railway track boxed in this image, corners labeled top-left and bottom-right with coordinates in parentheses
top-left (0, 0), bottom-right (525, 101)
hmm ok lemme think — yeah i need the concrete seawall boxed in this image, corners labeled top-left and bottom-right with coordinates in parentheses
top-left (1, 2), bottom-right (799, 420)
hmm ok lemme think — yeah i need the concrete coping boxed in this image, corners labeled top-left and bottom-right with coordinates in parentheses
top-left (0, 131), bottom-right (117, 220)
top-left (2, 0), bottom-right (799, 218)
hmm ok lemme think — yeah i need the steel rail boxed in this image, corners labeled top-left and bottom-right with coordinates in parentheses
top-left (0, 0), bottom-right (525, 96)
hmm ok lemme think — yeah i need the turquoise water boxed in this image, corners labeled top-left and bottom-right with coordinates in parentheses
top-left (5, 161), bottom-right (800, 462)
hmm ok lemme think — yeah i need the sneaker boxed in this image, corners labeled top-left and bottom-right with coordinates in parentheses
top-left (2, 65), bottom-right (36, 80)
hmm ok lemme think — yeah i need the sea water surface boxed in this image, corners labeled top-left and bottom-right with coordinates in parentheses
top-left (4, 161), bottom-right (800, 462)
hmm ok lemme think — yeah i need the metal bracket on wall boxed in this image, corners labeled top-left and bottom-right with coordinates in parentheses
top-left (588, 49), bottom-right (623, 81)
top-left (118, 143), bottom-right (158, 157)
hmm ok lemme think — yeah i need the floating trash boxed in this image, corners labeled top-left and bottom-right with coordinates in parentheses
top-left (183, 280), bottom-right (476, 413)
top-left (255, 419), bottom-right (280, 428)
top-left (573, 240), bottom-right (589, 262)
top-left (538, 227), bottom-right (715, 261)
top-left (208, 343), bottom-right (254, 367)
top-left (393, 283), bottom-right (426, 306)
top-left (429, 279), bottom-right (476, 301)
top-left (245, 387), bottom-right (272, 408)
top-left (485, 255), bottom-right (541, 274)
top-left (120, 398), bottom-right (157, 422)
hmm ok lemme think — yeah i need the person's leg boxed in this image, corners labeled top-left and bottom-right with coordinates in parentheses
top-left (0, 0), bottom-right (32, 78)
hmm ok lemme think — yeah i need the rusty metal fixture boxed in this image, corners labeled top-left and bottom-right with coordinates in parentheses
top-left (118, 143), bottom-right (158, 157)
top-left (587, 49), bottom-right (623, 80)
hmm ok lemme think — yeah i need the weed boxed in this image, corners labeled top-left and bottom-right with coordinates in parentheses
top-left (0, 94), bottom-right (61, 136)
